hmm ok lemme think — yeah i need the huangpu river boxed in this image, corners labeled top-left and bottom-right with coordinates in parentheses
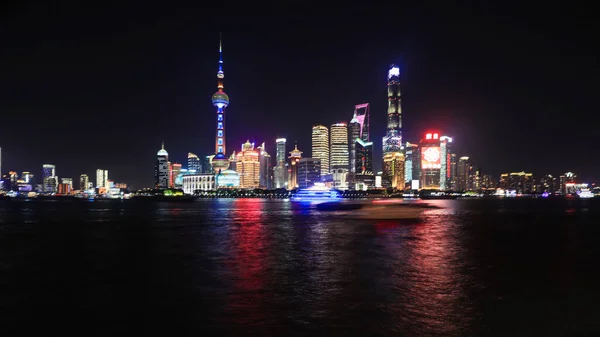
top-left (1, 197), bottom-right (599, 336)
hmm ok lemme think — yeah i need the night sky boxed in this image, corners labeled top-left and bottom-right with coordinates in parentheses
top-left (1, 3), bottom-right (597, 188)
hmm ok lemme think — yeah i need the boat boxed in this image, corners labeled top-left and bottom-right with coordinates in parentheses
top-left (291, 183), bottom-right (341, 202)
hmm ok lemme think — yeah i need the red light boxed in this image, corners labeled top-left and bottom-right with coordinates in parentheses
top-left (433, 133), bottom-right (439, 139)
top-left (425, 133), bottom-right (432, 140)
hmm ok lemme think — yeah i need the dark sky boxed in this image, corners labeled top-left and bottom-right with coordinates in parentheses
top-left (1, 2), bottom-right (597, 188)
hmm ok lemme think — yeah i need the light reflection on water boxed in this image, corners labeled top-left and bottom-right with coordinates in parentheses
top-left (0, 198), bottom-right (599, 336)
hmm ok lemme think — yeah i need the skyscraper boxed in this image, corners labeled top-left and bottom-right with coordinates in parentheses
top-left (80, 174), bottom-right (89, 191)
top-left (211, 34), bottom-right (230, 173)
top-left (288, 145), bottom-right (303, 189)
top-left (349, 103), bottom-right (373, 189)
top-left (257, 142), bottom-right (273, 189)
top-left (155, 143), bottom-right (169, 188)
top-left (404, 142), bottom-right (419, 186)
top-left (42, 164), bottom-right (57, 193)
top-left (170, 163), bottom-right (182, 188)
top-left (439, 135), bottom-right (453, 190)
top-left (274, 138), bottom-right (287, 189)
top-left (236, 141), bottom-right (260, 189)
top-left (382, 64), bottom-right (404, 189)
top-left (187, 153), bottom-right (201, 173)
top-left (311, 125), bottom-right (329, 177)
top-left (297, 158), bottom-right (321, 189)
top-left (96, 169), bottom-right (109, 189)
top-left (457, 156), bottom-right (471, 191)
top-left (330, 123), bottom-right (349, 170)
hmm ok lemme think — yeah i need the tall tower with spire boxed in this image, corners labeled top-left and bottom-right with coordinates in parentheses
top-left (211, 33), bottom-right (230, 173)
top-left (382, 64), bottom-right (405, 189)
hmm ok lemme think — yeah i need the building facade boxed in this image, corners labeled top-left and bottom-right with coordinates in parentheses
top-left (274, 138), bottom-right (287, 189)
top-left (154, 143), bottom-right (169, 188)
top-left (187, 153), bottom-right (201, 173)
top-left (79, 174), bottom-right (89, 191)
top-left (297, 158), bottom-right (321, 189)
top-left (236, 141), bottom-right (260, 189)
top-left (382, 65), bottom-right (404, 189)
top-left (288, 145), bottom-right (303, 189)
top-left (42, 164), bottom-right (57, 193)
top-left (257, 142), bottom-right (273, 189)
top-left (170, 163), bottom-right (182, 188)
top-left (311, 125), bottom-right (329, 177)
top-left (183, 174), bottom-right (215, 194)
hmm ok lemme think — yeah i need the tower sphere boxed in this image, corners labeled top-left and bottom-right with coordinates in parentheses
top-left (211, 153), bottom-right (230, 172)
top-left (212, 91), bottom-right (229, 108)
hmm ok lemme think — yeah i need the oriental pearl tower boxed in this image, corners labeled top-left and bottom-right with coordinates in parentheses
top-left (211, 34), bottom-right (230, 173)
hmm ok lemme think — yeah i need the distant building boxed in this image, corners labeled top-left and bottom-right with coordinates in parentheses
top-left (457, 157), bottom-right (472, 191)
top-left (439, 136), bottom-right (453, 191)
top-left (155, 143), bottom-right (169, 188)
top-left (257, 142), bottom-right (273, 189)
top-left (538, 174), bottom-right (557, 193)
top-left (419, 132), bottom-right (441, 190)
top-left (183, 174), bottom-right (215, 194)
top-left (57, 183), bottom-right (71, 195)
top-left (288, 145), bottom-right (303, 189)
top-left (330, 123), bottom-right (349, 188)
top-left (170, 162), bottom-right (182, 188)
top-left (187, 153), bottom-right (201, 173)
top-left (297, 158), bottom-right (321, 189)
top-left (236, 141), bottom-right (260, 189)
top-left (482, 174), bottom-right (495, 189)
top-left (96, 169), bottom-right (109, 189)
top-left (504, 171), bottom-right (534, 194)
top-left (348, 103), bottom-right (373, 190)
top-left (203, 155), bottom-right (214, 174)
top-left (80, 174), bottom-right (89, 191)
top-left (382, 64), bottom-right (403, 188)
top-left (42, 164), bottom-right (57, 193)
top-left (61, 178), bottom-right (73, 190)
top-left (311, 125), bottom-right (329, 177)
top-left (274, 138), bottom-right (287, 189)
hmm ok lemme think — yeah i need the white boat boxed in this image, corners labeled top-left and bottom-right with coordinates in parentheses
top-left (292, 183), bottom-right (341, 202)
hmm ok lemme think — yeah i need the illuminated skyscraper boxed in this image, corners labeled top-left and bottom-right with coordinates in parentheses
top-left (404, 142), bottom-right (419, 186)
top-left (154, 143), bottom-right (169, 188)
top-left (311, 125), bottom-right (329, 176)
top-left (349, 103), bottom-right (373, 189)
top-left (42, 164), bottom-right (57, 193)
top-left (288, 145), bottom-right (303, 189)
top-left (457, 156), bottom-right (471, 191)
top-left (79, 174), bottom-right (89, 191)
top-left (420, 132), bottom-right (442, 190)
top-left (96, 169), bottom-right (109, 189)
top-left (274, 138), bottom-right (287, 188)
top-left (170, 163), bottom-right (182, 188)
top-left (297, 158), bottom-right (321, 189)
top-left (382, 64), bottom-right (404, 189)
top-left (257, 142), bottom-right (272, 189)
top-left (211, 34), bottom-right (230, 173)
top-left (439, 135), bottom-right (453, 190)
top-left (236, 141), bottom-right (260, 189)
top-left (330, 123), bottom-right (349, 170)
top-left (187, 153), bottom-right (201, 173)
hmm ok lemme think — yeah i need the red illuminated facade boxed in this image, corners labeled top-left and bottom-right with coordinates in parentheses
top-left (420, 132), bottom-right (441, 189)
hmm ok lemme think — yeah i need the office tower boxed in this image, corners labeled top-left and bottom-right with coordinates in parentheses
top-left (482, 174), bottom-right (495, 190)
top-left (288, 145), bottom-right (303, 189)
top-left (349, 103), bottom-right (373, 189)
top-left (187, 153), bottom-right (201, 173)
top-left (257, 142), bottom-right (272, 189)
top-left (439, 136), bottom-right (453, 190)
top-left (404, 142), bottom-right (418, 186)
top-left (274, 138), bottom-right (287, 188)
top-left (330, 123), bottom-right (349, 170)
top-left (503, 171), bottom-right (534, 194)
top-left (42, 164), bottom-right (57, 193)
top-left (419, 133), bottom-right (443, 190)
top-left (204, 155), bottom-right (214, 174)
top-left (211, 34), bottom-right (230, 173)
top-left (96, 169), bottom-right (109, 189)
top-left (235, 141), bottom-right (260, 189)
top-left (457, 157), bottom-right (471, 191)
top-left (311, 125), bottom-right (329, 176)
top-left (382, 64), bottom-right (404, 188)
top-left (298, 158), bottom-right (321, 189)
top-left (170, 163), bottom-right (182, 188)
top-left (80, 174), bottom-right (89, 191)
top-left (61, 178), bottom-right (73, 190)
top-left (449, 153), bottom-right (457, 190)
top-left (155, 143), bottom-right (169, 188)
top-left (22, 172), bottom-right (34, 184)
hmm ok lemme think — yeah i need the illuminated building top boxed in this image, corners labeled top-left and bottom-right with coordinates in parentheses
top-left (157, 142), bottom-right (168, 157)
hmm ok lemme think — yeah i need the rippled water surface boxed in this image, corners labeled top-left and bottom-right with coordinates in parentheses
top-left (1, 198), bottom-right (600, 336)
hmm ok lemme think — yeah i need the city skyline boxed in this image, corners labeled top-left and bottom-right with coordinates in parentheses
top-left (1, 5), bottom-right (597, 187)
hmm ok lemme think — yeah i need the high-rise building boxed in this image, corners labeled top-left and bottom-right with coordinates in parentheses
top-left (96, 169), bottom-right (109, 189)
top-left (211, 34), bottom-right (230, 173)
top-left (274, 138), bottom-right (287, 189)
top-left (187, 153), bottom-right (201, 173)
top-left (482, 174), bottom-right (495, 190)
top-left (330, 123), bottom-right (349, 170)
top-left (560, 172), bottom-right (576, 194)
top-left (382, 64), bottom-right (404, 189)
top-left (311, 125), bottom-right (329, 176)
top-left (457, 157), bottom-right (471, 191)
top-left (154, 142), bottom-right (169, 188)
top-left (80, 174), bottom-right (89, 191)
top-left (203, 155), bottom-right (214, 174)
top-left (420, 132), bottom-right (443, 190)
top-left (288, 145), bottom-right (303, 189)
top-left (538, 174), bottom-right (557, 193)
top-left (449, 153), bottom-right (457, 190)
top-left (61, 178), bottom-right (73, 190)
top-left (257, 142), bottom-right (273, 189)
top-left (42, 164), bottom-right (57, 193)
top-left (349, 103), bottom-right (373, 189)
top-left (170, 163), bottom-right (182, 188)
top-left (439, 136), bottom-right (453, 190)
top-left (297, 158), bottom-right (321, 189)
top-left (504, 171), bottom-right (534, 194)
top-left (236, 141), bottom-right (260, 189)
top-left (404, 142), bottom-right (420, 187)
